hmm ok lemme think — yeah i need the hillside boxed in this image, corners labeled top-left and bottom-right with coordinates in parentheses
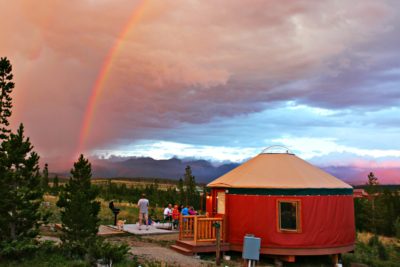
top-left (52, 156), bottom-right (400, 185)
top-left (90, 157), bottom-right (239, 183)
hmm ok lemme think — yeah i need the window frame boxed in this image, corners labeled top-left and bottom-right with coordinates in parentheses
top-left (276, 199), bottom-right (302, 233)
top-left (216, 191), bottom-right (226, 214)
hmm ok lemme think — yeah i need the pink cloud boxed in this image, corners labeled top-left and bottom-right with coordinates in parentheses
top-left (0, 0), bottom-right (397, 170)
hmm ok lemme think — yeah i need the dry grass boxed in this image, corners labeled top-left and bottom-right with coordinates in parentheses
top-left (92, 178), bottom-right (177, 191)
top-left (357, 232), bottom-right (400, 246)
top-left (42, 194), bottom-right (163, 226)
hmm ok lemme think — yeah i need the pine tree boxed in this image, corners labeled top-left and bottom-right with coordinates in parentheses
top-left (52, 175), bottom-right (59, 195)
top-left (57, 154), bottom-right (100, 257)
top-left (365, 172), bottom-right (380, 233)
top-left (0, 57), bottom-right (14, 140)
top-left (41, 163), bottom-right (49, 192)
top-left (0, 58), bottom-right (43, 243)
top-left (184, 165), bottom-right (199, 207)
top-left (0, 124), bottom-right (42, 241)
top-left (177, 178), bottom-right (185, 205)
top-left (367, 172), bottom-right (379, 186)
top-left (366, 172), bottom-right (379, 194)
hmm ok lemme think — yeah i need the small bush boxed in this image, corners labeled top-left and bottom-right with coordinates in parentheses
top-left (343, 234), bottom-right (400, 267)
top-left (89, 239), bottom-right (130, 266)
top-left (394, 217), bottom-right (400, 239)
top-left (368, 234), bottom-right (380, 247)
top-left (377, 241), bottom-right (388, 260)
top-left (0, 239), bottom-right (40, 259)
top-left (367, 234), bottom-right (388, 260)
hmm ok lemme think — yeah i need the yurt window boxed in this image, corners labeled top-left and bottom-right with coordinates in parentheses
top-left (278, 200), bottom-right (301, 232)
top-left (216, 192), bottom-right (225, 214)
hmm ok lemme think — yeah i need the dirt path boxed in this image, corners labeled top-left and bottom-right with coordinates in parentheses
top-left (39, 229), bottom-right (243, 267)
top-left (128, 241), bottom-right (214, 267)
top-left (107, 235), bottom-right (223, 267)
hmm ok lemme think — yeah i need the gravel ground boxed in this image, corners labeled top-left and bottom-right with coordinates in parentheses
top-left (108, 235), bottom-right (221, 267)
top-left (129, 242), bottom-right (216, 267)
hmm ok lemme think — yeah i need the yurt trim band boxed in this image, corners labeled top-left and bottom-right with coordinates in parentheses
top-left (227, 188), bottom-right (353, 196)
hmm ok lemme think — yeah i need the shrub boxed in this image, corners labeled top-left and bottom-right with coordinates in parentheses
top-left (367, 234), bottom-right (388, 261)
top-left (0, 239), bottom-right (39, 260)
top-left (0, 239), bottom-right (59, 261)
top-left (343, 234), bottom-right (400, 267)
top-left (88, 239), bottom-right (130, 266)
top-left (394, 217), bottom-right (400, 239)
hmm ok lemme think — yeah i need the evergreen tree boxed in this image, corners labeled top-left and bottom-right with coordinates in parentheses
top-left (0, 58), bottom-right (43, 243)
top-left (177, 178), bottom-right (185, 205)
top-left (0, 57), bottom-right (14, 140)
top-left (41, 163), bottom-right (49, 192)
top-left (354, 197), bottom-right (372, 232)
top-left (52, 175), bottom-right (59, 195)
top-left (183, 165), bottom-right (199, 208)
top-left (365, 172), bottom-right (379, 233)
top-left (57, 154), bottom-right (100, 257)
top-left (366, 172), bottom-right (379, 194)
top-left (0, 124), bottom-right (42, 241)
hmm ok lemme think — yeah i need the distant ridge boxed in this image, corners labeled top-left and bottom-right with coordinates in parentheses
top-left (53, 156), bottom-right (399, 185)
top-left (90, 157), bottom-right (239, 183)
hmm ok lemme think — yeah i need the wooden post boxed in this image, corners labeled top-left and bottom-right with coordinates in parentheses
top-left (222, 216), bottom-right (226, 242)
top-left (331, 254), bottom-right (339, 267)
top-left (179, 215), bottom-right (182, 240)
top-left (200, 193), bottom-right (203, 212)
top-left (215, 222), bottom-right (221, 266)
top-left (194, 216), bottom-right (198, 243)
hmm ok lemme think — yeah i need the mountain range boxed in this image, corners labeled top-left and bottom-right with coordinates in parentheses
top-left (54, 156), bottom-right (399, 185)
top-left (90, 157), bottom-right (239, 183)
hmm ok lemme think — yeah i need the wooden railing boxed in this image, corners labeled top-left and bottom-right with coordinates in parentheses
top-left (179, 215), bottom-right (196, 239)
top-left (179, 215), bottom-right (225, 243)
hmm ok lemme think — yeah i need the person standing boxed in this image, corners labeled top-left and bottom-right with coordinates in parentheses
top-left (137, 193), bottom-right (149, 230)
top-left (172, 204), bottom-right (180, 229)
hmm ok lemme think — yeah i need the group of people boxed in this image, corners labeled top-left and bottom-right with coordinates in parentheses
top-left (136, 193), bottom-right (198, 230)
top-left (163, 203), bottom-right (197, 229)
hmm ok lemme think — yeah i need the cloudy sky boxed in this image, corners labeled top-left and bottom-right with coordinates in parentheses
top-left (1, 0), bottom-right (400, 183)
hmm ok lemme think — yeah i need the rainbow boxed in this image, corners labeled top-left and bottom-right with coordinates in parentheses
top-left (76, 0), bottom-right (148, 156)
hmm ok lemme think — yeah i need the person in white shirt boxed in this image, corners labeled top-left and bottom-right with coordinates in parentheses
top-left (163, 203), bottom-right (172, 222)
top-left (137, 193), bottom-right (149, 230)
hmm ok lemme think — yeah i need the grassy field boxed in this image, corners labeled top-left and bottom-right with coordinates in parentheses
top-left (41, 195), bottom-right (164, 226)
top-left (51, 177), bottom-right (181, 191)
top-left (92, 178), bottom-right (179, 191)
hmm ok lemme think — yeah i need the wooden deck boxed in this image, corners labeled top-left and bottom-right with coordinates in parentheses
top-left (98, 225), bottom-right (126, 236)
top-left (171, 240), bottom-right (230, 255)
top-left (172, 215), bottom-right (229, 255)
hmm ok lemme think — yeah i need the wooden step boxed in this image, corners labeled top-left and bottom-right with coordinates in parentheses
top-left (174, 240), bottom-right (230, 254)
top-left (175, 240), bottom-right (195, 250)
top-left (170, 245), bottom-right (194, 256)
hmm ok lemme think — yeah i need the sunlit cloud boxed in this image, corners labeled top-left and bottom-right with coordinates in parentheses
top-left (92, 141), bottom-right (260, 163)
top-left (272, 137), bottom-right (400, 161)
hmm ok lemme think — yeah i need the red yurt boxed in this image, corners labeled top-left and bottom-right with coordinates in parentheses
top-left (206, 149), bottom-right (355, 258)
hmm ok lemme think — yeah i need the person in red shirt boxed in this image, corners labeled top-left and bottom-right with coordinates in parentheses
top-left (172, 204), bottom-right (180, 229)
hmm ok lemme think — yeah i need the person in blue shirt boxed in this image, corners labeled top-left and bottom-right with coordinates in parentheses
top-left (181, 205), bottom-right (189, 216)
